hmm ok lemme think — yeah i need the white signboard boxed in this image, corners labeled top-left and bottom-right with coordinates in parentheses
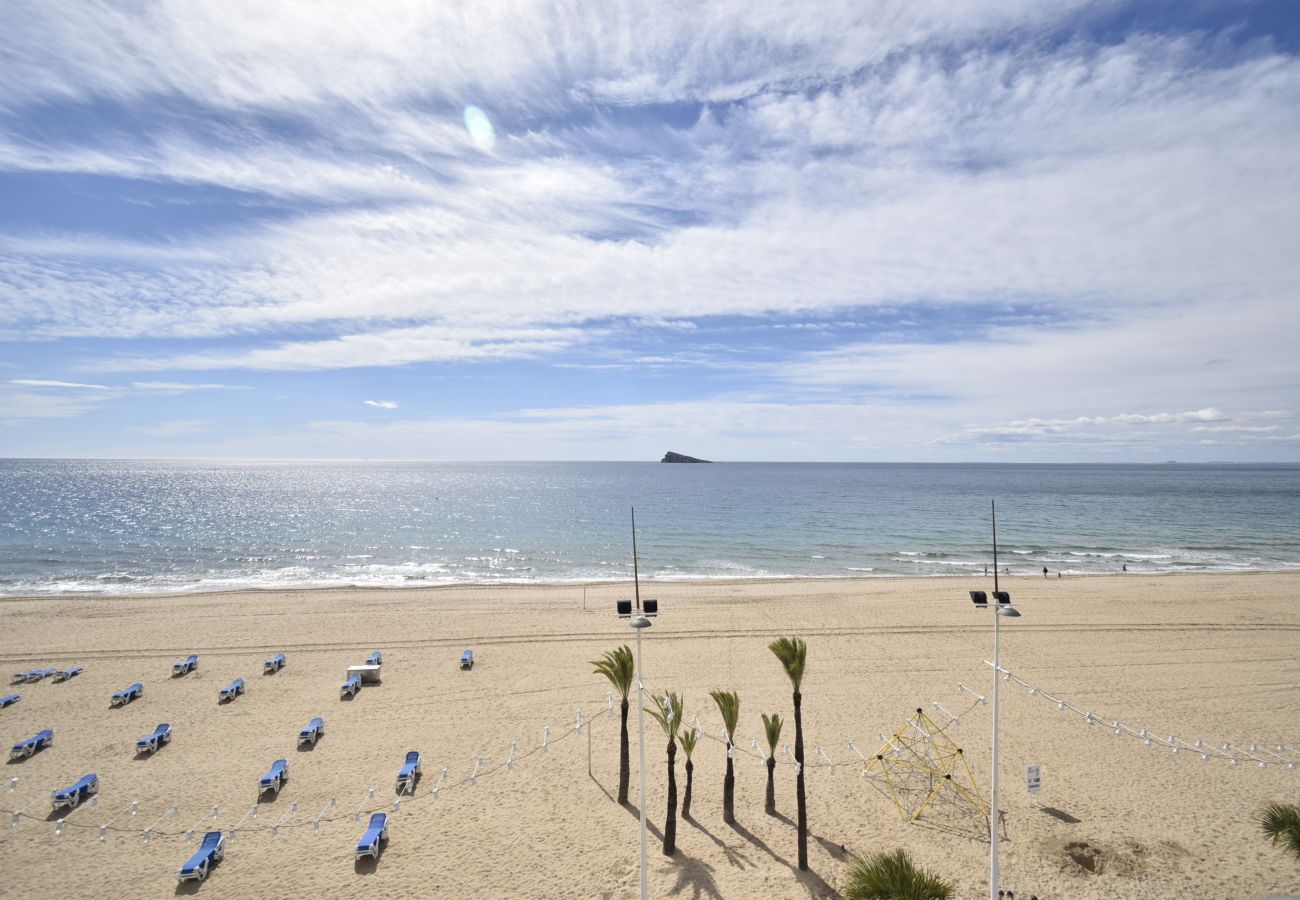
top-left (1026, 764), bottom-right (1042, 795)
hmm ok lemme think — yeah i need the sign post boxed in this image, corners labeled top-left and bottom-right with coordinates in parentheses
top-left (1026, 764), bottom-right (1042, 796)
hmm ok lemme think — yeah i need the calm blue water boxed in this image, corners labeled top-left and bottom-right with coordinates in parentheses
top-left (1, 460), bottom-right (1298, 595)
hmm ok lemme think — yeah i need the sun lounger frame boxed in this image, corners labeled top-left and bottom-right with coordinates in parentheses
top-left (177, 830), bottom-right (225, 882)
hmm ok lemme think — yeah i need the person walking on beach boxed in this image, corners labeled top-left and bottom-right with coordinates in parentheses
top-left (1043, 566), bottom-right (1048, 578)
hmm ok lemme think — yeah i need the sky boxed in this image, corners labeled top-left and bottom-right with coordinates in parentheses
top-left (1, 1), bottom-right (1298, 462)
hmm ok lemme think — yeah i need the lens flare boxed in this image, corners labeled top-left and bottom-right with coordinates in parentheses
top-left (463, 105), bottom-right (496, 152)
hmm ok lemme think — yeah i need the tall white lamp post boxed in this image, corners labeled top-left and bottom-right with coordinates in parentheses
top-left (968, 499), bottom-right (1022, 900)
top-left (630, 612), bottom-right (652, 900)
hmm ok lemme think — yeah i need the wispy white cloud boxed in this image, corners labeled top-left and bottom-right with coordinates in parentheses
top-left (10, 378), bottom-right (110, 390)
top-left (363, 400), bottom-right (397, 409)
top-left (131, 381), bottom-right (243, 393)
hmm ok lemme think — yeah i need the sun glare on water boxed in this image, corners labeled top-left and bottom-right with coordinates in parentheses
top-left (464, 105), bottom-right (496, 151)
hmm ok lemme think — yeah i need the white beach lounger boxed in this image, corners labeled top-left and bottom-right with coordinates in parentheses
top-left (10, 728), bottom-right (53, 760)
top-left (110, 683), bottom-right (143, 707)
top-left (396, 750), bottom-right (422, 793)
top-left (52, 773), bottom-right (98, 811)
top-left (355, 812), bottom-right (388, 860)
top-left (298, 716), bottom-right (324, 746)
top-left (177, 831), bottom-right (224, 882)
top-left (259, 758), bottom-right (288, 796)
top-left (218, 678), bottom-right (246, 703)
top-left (172, 655), bottom-right (199, 676)
top-left (136, 723), bottom-right (172, 754)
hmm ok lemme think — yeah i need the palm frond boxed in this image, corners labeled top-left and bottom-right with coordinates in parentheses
top-left (591, 645), bottom-right (635, 699)
top-left (768, 636), bottom-right (807, 691)
top-left (679, 727), bottom-right (699, 759)
top-left (842, 848), bottom-right (953, 900)
top-left (1260, 801), bottom-right (1300, 860)
top-left (710, 690), bottom-right (740, 739)
top-left (646, 691), bottom-right (684, 740)
top-left (761, 712), bottom-right (783, 753)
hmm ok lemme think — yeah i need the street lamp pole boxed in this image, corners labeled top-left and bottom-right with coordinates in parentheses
top-left (631, 614), bottom-right (651, 900)
top-left (975, 499), bottom-right (1019, 900)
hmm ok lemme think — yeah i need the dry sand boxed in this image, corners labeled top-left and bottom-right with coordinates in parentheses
top-left (1, 573), bottom-right (1298, 899)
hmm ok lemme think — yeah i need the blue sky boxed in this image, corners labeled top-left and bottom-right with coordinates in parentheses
top-left (1, 1), bottom-right (1298, 461)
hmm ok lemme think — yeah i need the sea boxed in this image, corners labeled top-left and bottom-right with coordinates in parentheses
top-left (1, 459), bottom-right (1298, 596)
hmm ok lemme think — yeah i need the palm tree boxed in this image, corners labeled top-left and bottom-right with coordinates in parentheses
top-left (769, 636), bottom-right (808, 870)
top-left (680, 727), bottom-right (699, 820)
top-left (1261, 801), bottom-right (1300, 860)
top-left (842, 849), bottom-right (953, 900)
top-left (646, 691), bottom-right (684, 855)
top-left (761, 712), bottom-right (783, 815)
top-left (591, 645), bottom-right (635, 804)
top-left (709, 690), bottom-right (740, 824)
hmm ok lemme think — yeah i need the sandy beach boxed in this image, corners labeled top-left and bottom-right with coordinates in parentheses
top-left (1, 573), bottom-right (1298, 899)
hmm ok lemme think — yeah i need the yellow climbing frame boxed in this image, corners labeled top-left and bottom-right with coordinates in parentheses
top-left (864, 707), bottom-right (989, 823)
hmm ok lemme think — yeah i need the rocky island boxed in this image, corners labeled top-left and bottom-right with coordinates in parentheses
top-left (661, 451), bottom-right (712, 463)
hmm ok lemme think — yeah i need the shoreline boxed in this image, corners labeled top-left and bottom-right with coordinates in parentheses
top-left (2, 566), bottom-right (1294, 604)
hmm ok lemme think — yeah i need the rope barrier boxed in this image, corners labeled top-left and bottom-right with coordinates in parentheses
top-left (984, 661), bottom-right (1299, 770)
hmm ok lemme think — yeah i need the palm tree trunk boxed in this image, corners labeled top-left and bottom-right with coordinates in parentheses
top-left (663, 740), bottom-right (678, 855)
top-left (765, 756), bottom-right (776, 814)
top-left (683, 758), bottom-right (694, 820)
top-left (793, 689), bottom-right (807, 870)
top-left (723, 748), bottom-right (735, 824)
top-left (618, 698), bottom-right (630, 804)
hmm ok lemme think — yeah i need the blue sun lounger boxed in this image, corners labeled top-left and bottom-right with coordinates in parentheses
top-left (259, 758), bottom-right (288, 796)
top-left (172, 655), bottom-right (199, 676)
top-left (136, 723), bottom-right (172, 754)
top-left (110, 683), bottom-right (143, 707)
top-left (1, 693), bottom-right (19, 708)
top-left (366, 652), bottom-right (382, 666)
top-left (340, 674), bottom-right (361, 699)
top-left (460, 649), bottom-right (474, 670)
top-left (53, 667), bottom-right (83, 682)
top-left (177, 830), bottom-right (225, 883)
top-left (355, 812), bottom-right (388, 860)
top-left (218, 678), bottom-right (246, 702)
top-left (10, 671), bottom-right (32, 684)
top-left (298, 716), bottom-right (324, 747)
top-left (52, 773), bottom-right (98, 811)
top-left (10, 728), bottom-right (54, 761)
top-left (396, 750), bottom-right (422, 793)
top-left (263, 653), bottom-right (286, 674)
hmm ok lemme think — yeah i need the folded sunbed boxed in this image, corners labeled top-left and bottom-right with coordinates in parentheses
top-left (30, 668), bottom-right (56, 682)
top-left (177, 830), bottom-right (225, 883)
top-left (53, 667), bottom-right (83, 682)
top-left (51, 773), bottom-right (98, 811)
top-left (355, 812), bottom-right (388, 860)
top-left (259, 758), bottom-right (288, 796)
top-left (110, 683), bottom-right (143, 707)
top-left (172, 654), bottom-right (199, 676)
top-left (263, 653), bottom-right (286, 674)
top-left (460, 649), bottom-right (474, 670)
top-left (10, 671), bottom-right (32, 685)
top-left (298, 716), bottom-right (324, 747)
top-left (218, 678), bottom-right (246, 703)
top-left (340, 674), bottom-right (361, 699)
top-left (0, 693), bottom-right (19, 708)
top-left (136, 723), bottom-right (172, 755)
top-left (396, 750), bottom-right (422, 792)
top-left (366, 652), bottom-right (383, 666)
top-left (10, 728), bottom-right (53, 761)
